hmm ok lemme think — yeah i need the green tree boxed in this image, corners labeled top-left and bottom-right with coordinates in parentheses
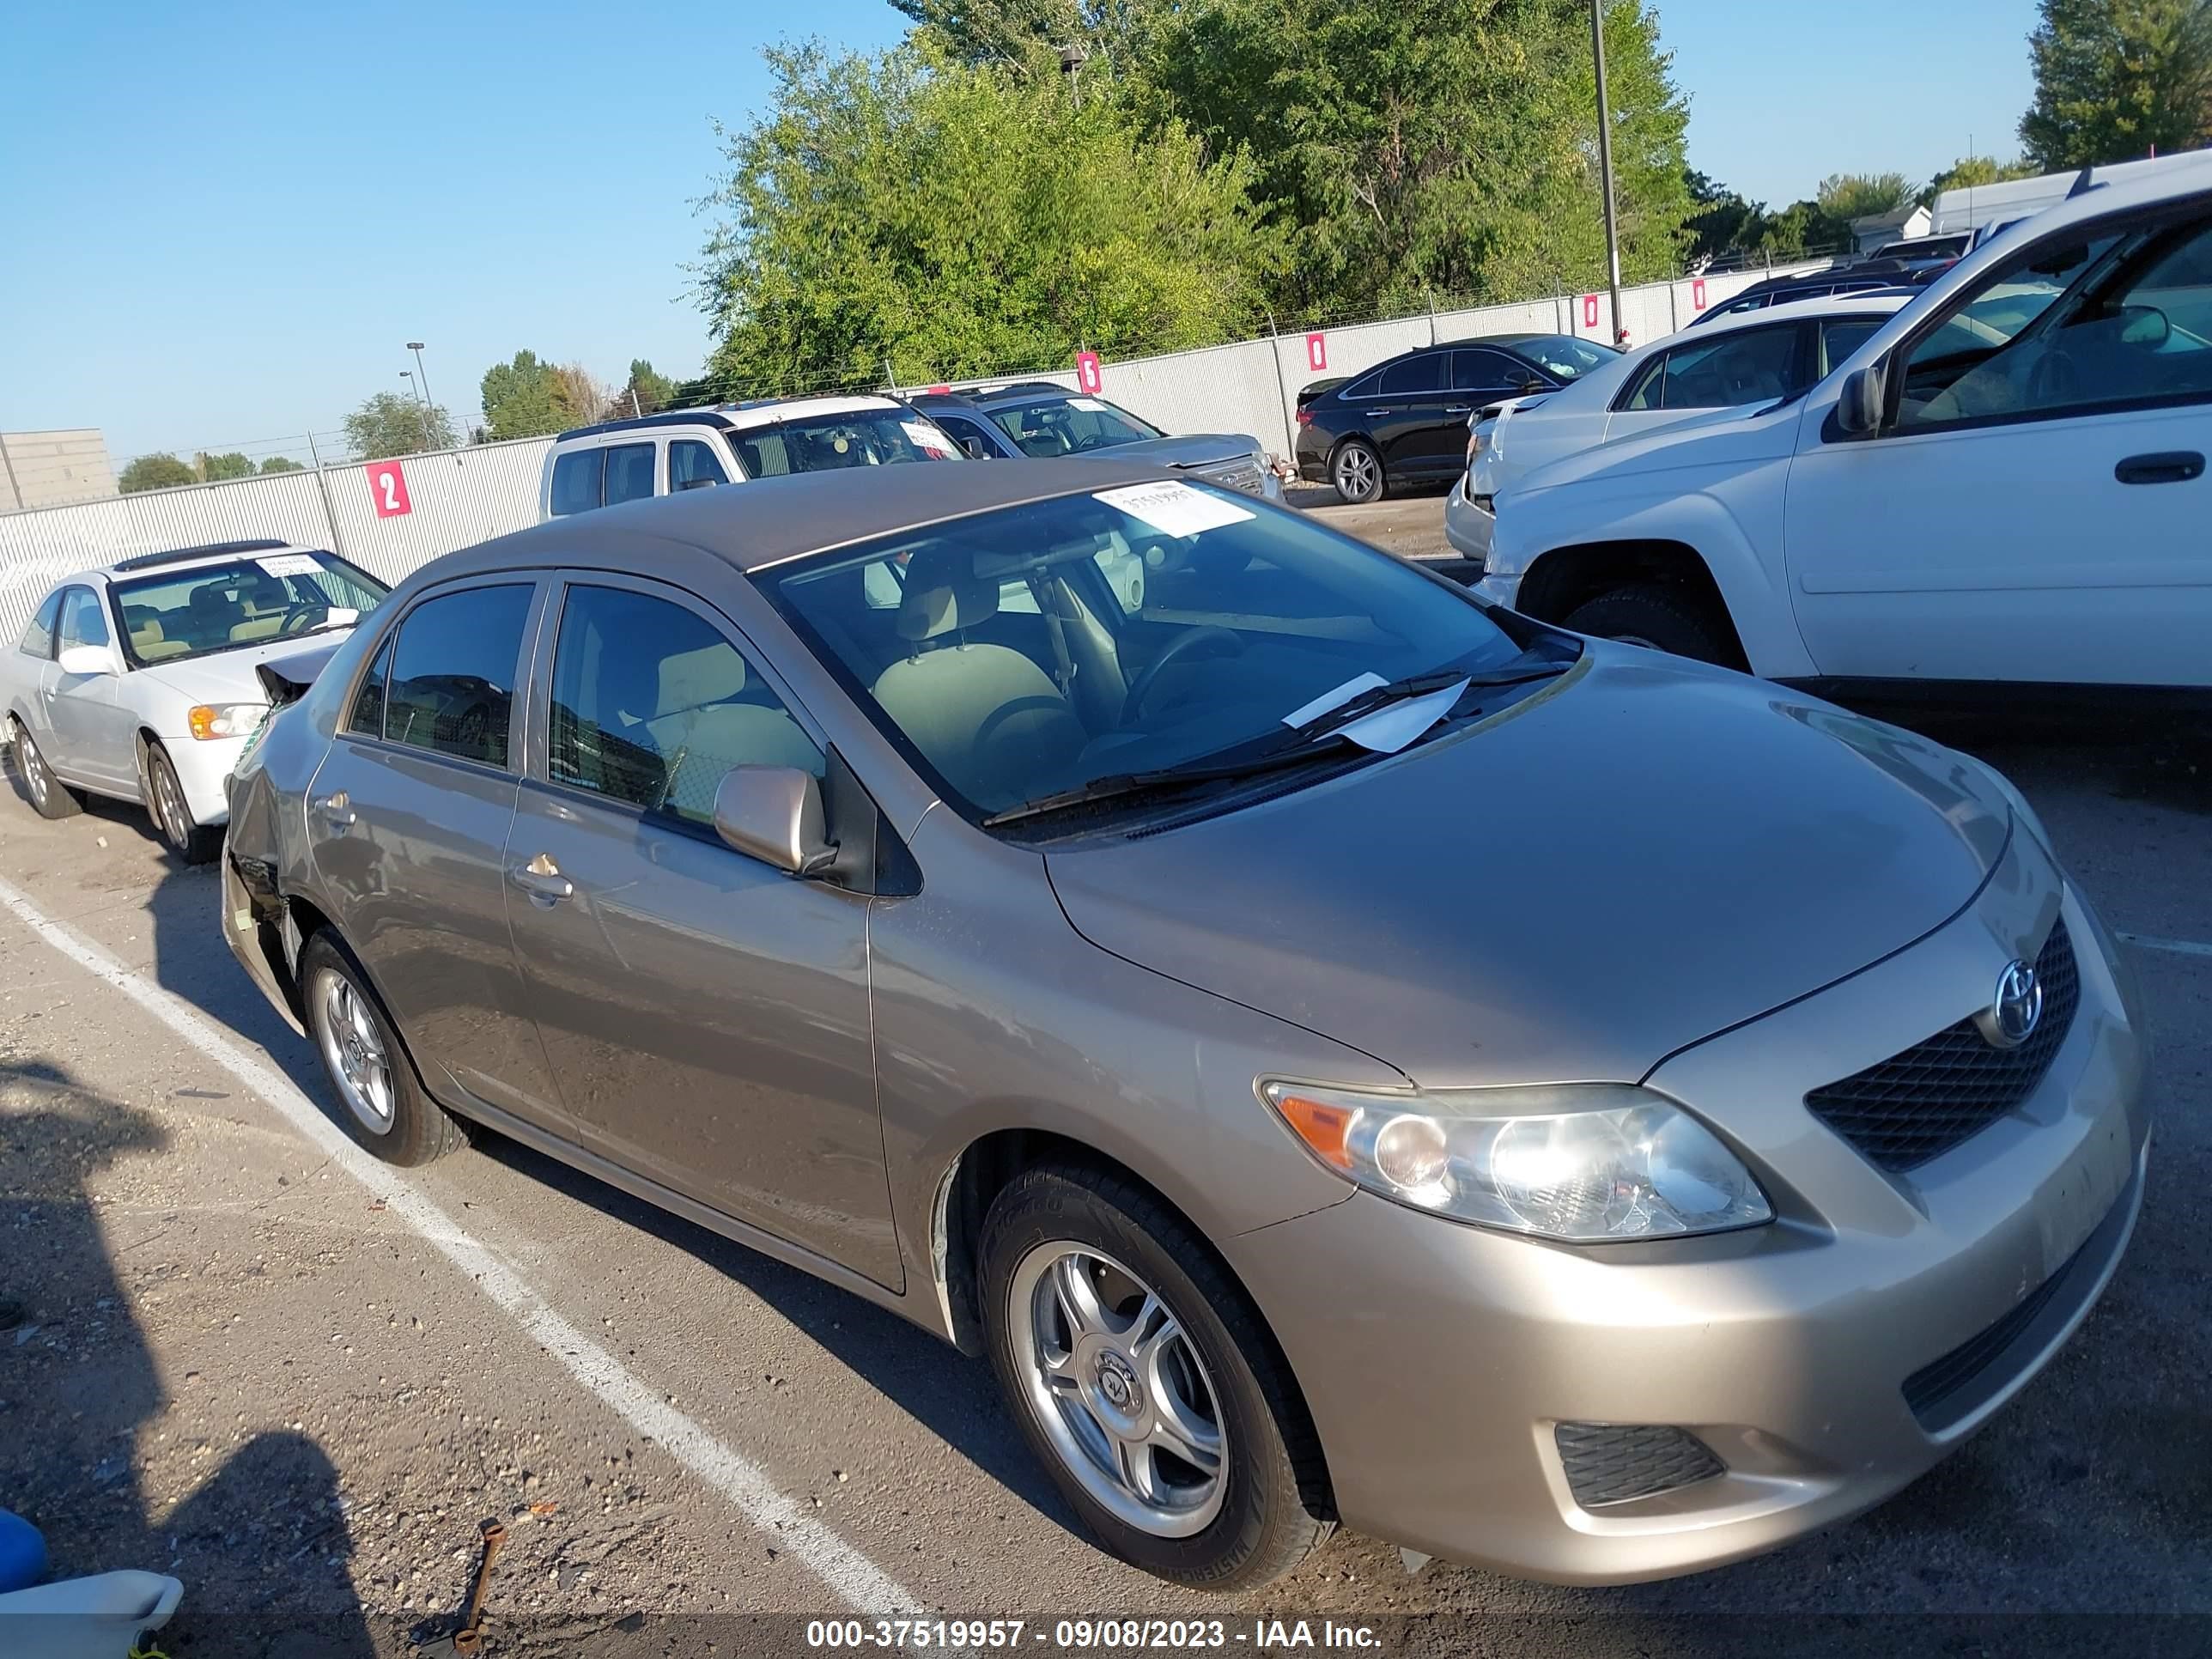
top-left (698, 41), bottom-right (1282, 397)
top-left (479, 349), bottom-right (572, 441)
top-left (1918, 155), bottom-right (2042, 208)
top-left (890, 0), bottom-right (1161, 77)
top-left (343, 391), bottom-right (456, 460)
top-left (611, 358), bottom-right (680, 417)
top-left (117, 453), bottom-right (197, 494)
top-left (2021, 0), bottom-right (2212, 167)
top-left (200, 451), bottom-right (256, 482)
top-left (258, 455), bottom-right (306, 474)
top-left (1136, 0), bottom-right (1693, 316)
top-left (1815, 172), bottom-right (1917, 222)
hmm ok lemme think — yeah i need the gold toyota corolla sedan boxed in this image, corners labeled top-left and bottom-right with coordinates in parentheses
top-left (222, 458), bottom-right (2149, 1590)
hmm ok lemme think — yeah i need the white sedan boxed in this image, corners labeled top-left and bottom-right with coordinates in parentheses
top-left (1445, 292), bottom-right (1911, 562)
top-left (3, 538), bottom-right (386, 862)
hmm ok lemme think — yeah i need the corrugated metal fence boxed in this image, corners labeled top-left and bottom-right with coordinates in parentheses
top-left (0, 262), bottom-right (1820, 641)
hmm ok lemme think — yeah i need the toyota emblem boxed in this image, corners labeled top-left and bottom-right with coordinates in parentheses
top-left (1985, 958), bottom-right (2043, 1048)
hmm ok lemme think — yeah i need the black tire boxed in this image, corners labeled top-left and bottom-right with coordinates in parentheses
top-left (980, 1164), bottom-right (1331, 1592)
top-left (143, 742), bottom-right (223, 865)
top-left (1563, 583), bottom-right (1735, 665)
top-left (1328, 438), bottom-right (1385, 504)
top-left (10, 720), bottom-right (84, 820)
top-left (296, 930), bottom-right (466, 1167)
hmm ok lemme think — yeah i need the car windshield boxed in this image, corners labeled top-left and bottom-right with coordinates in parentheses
top-left (1508, 335), bottom-right (1617, 380)
top-left (729, 410), bottom-right (962, 477)
top-left (766, 482), bottom-right (1553, 828)
top-left (992, 396), bottom-right (1163, 457)
top-left (111, 551), bottom-right (389, 670)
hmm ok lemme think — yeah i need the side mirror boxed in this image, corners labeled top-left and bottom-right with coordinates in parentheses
top-left (2118, 305), bottom-right (2170, 349)
top-left (714, 765), bottom-right (836, 875)
top-left (56, 644), bottom-right (114, 677)
top-left (676, 476), bottom-right (719, 491)
top-left (958, 436), bottom-right (989, 459)
top-left (1836, 366), bottom-right (1883, 436)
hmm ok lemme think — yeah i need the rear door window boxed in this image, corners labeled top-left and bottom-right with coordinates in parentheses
top-left (1378, 354), bottom-right (1446, 396)
top-left (549, 450), bottom-right (602, 517)
top-left (383, 585), bottom-right (535, 769)
top-left (603, 443), bottom-right (657, 506)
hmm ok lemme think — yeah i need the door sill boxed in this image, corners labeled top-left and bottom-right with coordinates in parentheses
top-left (433, 1086), bottom-right (918, 1315)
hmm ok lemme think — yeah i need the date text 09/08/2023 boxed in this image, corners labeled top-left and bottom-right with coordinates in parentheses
top-left (805, 1619), bottom-right (1384, 1650)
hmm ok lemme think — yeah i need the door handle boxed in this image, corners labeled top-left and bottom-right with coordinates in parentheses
top-left (313, 791), bottom-right (356, 828)
top-left (1363, 407), bottom-right (1398, 416)
top-left (510, 853), bottom-right (574, 904)
top-left (2114, 450), bottom-right (2203, 484)
top-left (1444, 404), bottom-right (1473, 414)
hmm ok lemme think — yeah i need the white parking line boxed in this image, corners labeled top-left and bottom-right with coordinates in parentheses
top-left (0, 874), bottom-right (926, 1619)
top-left (2119, 931), bottom-right (2212, 961)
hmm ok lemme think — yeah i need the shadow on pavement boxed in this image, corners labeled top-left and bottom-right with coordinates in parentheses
top-left (0, 1061), bottom-right (374, 1656)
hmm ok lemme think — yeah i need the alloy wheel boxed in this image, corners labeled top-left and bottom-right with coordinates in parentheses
top-left (20, 735), bottom-right (49, 810)
top-left (152, 758), bottom-right (190, 848)
top-left (1007, 1242), bottom-right (1228, 1539)
top-left (314, 969), bottom-right (396, 1134)
top-left (1333, 445), bottom-right (1378, 501)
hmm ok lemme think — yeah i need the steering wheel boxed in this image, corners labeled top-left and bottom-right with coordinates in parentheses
top-left (277, 602), bottom-right (325, 635)
top-left (1121, 626), bottom-right (1246, 726)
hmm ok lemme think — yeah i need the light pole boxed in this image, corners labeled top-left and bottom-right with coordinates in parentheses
top-left (405, 342), bottom-right (439, 447)
top-left (400, 370), bottom-right (430, 451)
top-left (1589, 0), bottom-right (1626, 346)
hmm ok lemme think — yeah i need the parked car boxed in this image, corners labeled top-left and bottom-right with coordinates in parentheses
top-left (1874, 233), bottom-right (1972, 262)
top-left (907, 384), bottom-right (1284, 500)
top-left (225, 459), bottom-right (2144, 1593)
top-left (3, 538), bottom-right (387, 862)
top-left (1685, 263), bottom-right (1917, 328)
top-left (1445, 294), bottom-right (1910, 562)
top-left (539, 395), bottom-right (963, 520)
top-left (1481, 164), bottom-right (2212, 697)
top-left (1294, 334), bottom-right (1617, 502)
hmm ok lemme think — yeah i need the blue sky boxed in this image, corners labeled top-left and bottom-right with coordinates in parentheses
top-left (0, 1), bottom-right (2039, 468)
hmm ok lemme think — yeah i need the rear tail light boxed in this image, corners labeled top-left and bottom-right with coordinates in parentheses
top-left (1294, 408), bottom-right (1314, 426)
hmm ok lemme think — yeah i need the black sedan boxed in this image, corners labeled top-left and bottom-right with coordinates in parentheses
top-left (1292, 334), bottom-right (1615, 502)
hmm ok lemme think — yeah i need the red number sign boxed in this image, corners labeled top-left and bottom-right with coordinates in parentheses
top-left (1692, 277), bottom-right (1708, 311)
top-left (366, 459), bottom-right (412, 518)
top-left (1074, 350), bottom-right (1103, 395)
top-left (1582, 294), bottom-right (1600, 329)
top-left (926, 384), bottom-right (952, 395)
top-left (1305, 331), bottom-right (1328, 372)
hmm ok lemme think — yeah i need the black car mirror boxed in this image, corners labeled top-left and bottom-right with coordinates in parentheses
top-left (1836, 365), bottom-right (1884, 436)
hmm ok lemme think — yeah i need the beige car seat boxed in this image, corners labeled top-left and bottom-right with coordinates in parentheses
top-left (644, 641), bottom-right (820, 818)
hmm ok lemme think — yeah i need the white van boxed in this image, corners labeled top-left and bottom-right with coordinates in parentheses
top-left (538, 395), bottom-right (963, 520)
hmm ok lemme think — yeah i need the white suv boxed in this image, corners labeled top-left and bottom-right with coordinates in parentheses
top-left (539, 395), bottom-right (962, 519)
top-left (1481, 159), bottom-right (2212, 696)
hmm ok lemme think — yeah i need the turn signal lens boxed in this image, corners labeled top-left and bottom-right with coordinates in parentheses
top-left (1259, 1079), bottom-right (1771, 1243)
top-left (188, 703), bottom-right (266, 740)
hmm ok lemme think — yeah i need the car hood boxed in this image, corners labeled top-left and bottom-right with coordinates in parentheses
top-left (1045, 650), bottom-right (2011, 1087)
top-left (1073, 434), bottom-right (1261, 471)
top-left (134, 628), bottom-right (362, 706)
top-left (1514, 396), bottom-right (1798, 498)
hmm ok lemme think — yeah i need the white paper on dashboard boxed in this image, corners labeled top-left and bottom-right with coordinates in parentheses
top-left (1068, 397), bottom-right (1109, 411)
top-left (902, 421), bottom-right (955, 455)
top-left (1093, 480), bottom-right (1256, 539)
top-left (323, 607), bottom-right (360, 625)
top-left (1334, 679), bottom-right (1469, 752)
top-left (256, 553), bottom-right (322, 577)
top-left (1281, 672), bottom-right (1387, 727)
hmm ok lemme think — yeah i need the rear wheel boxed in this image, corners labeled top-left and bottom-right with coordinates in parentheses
top-left (298, 931), bottom-right (466, 1166)
top-left (143, 743), bottom-right (222, 865)
top-left (10, 721), bottom-right (83, 820)
top-left (1563, 583), bottom-right (1734, 665)
top-left (980, 1164), bottom-right (1331, 1591)
top-left (1329, 439), bottom-right (1384, 504)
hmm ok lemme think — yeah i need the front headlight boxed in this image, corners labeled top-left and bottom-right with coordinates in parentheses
top-left (1260, 1079), bottom-right (1772, 1243)
top-left (187, 702), bottom-right (267, 740)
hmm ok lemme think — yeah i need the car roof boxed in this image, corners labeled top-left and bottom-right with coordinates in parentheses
top-left (554, 393), bottom-right (907, 445)
top-left (441, 455), bottom-right (1174, 580)
top-left (70, 538), bottom-right (325, 588)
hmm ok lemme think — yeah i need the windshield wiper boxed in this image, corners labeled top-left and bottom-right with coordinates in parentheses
top-left (981, 739), bottom-right (1358, 828)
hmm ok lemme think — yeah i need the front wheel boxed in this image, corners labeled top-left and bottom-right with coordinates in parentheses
top-left (10, 722), bottom-right (83, 820)
top-left (1562, 584), bottom-right (1735, 666)
top-left (144, 743), bottom-right (222, 865)
top-left (1329, 440), bottom-right (1384, 504)
top-left (981, 1165), bottom-right (1331, 1591)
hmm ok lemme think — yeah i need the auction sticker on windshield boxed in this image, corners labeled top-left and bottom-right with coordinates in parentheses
top-left (902, 421), bottom-right (957, 457)
top-left (1093, 480), bottom-right (1255, 539)
top-left (257, 553), bottom-right (323, 577)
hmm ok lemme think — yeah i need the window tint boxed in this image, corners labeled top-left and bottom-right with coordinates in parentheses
top-left (18, 591), bottom-right (63, 659)
top-left (1453, 350), bottom-right (1527, 393)
top-left (549, 450), bottom-right (602, 517)
top-left (994, 398), bottom-right (1159, 457)
top-left (108, 552), bottom-right (387, 670)
top-left (548, 585), bottom-right (822, 829)
top-left (729, 410), bottom-right (958, 477)
top-left (58, 587), bottom-right (110, 652)
top-left (931, 414), bottom-right (996, 458)
top-left (1626, 325), bottom-right (1799, 411)
top-left (383, 585), bottom-right (533, 768)
top-left (1339, 372), bottom-right (1382, 400)
top-left (349, 635), bottom-right (392, 738)
top-left (1822, 318), bottom-right (1885, 374)
top-left (603, 443), bottom-right (656, 506)
top-left (668, 439), bottom-right (729, 489)
top-left (1377, 354), bottom-right (1445, 396)
top-left (1899, 214), bottom-right (2212, 429)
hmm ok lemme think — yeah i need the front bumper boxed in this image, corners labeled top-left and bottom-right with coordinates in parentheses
top-left (154, 732), bottom-right (248, 828)
top-left (1223, 872), bottom-right (2148, 1584)
top-left (1443, 472), bottom-right (1493, 563)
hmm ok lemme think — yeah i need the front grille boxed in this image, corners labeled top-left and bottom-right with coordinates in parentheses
top-left (1193, 459), bottom-right (1266, 495)
top-left (1805, 918), bottom-right (2079, 1173)
top-left (1553, 1423), bottom-right (1724, 1509)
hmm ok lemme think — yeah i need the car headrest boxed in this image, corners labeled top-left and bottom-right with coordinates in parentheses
top-left (656, 642), bottom-right (745, 716)
top-left (131, 617), bottom-right (164, 645)
top-left (896, 547), bottom-right (998, 641)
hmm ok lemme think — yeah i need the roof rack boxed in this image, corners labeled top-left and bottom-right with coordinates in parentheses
top-left (111, 538), bottom-right (292, 573)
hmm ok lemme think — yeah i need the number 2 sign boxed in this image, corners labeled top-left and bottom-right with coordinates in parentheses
top-left (366, 459), bottom-right (412, 518)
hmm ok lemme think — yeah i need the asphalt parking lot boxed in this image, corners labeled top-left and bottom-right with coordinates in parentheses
top-left (2, 602), bottom-right (2208, 1656)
